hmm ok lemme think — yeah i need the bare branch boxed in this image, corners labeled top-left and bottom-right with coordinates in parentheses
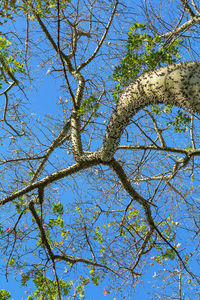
top-left (2, 92), bottom-right (23, 136)
top-left (28, 1), bottom-right (74, 73)
top-left (118, 145), bottom-right (193, 154)
top-left (131, 228), bottom-right (154, 270)
top-left (77, 0), bottom-right (118, 72)
top-left (190, 115), bottom-right (196, 150)
top-left (161, 15), bottom-right (200, 38)
top-left (0, 82), bottom-right (15, 95)
top-left (30, 118), bottom-right (71, 182)
top-left (143, 108), bottom-right (166, 147)
top-left (180, 0), bottom-right (195, 18)
top-left (29, 201), bottom-right (62, 299)
top-left (191, 0), bottom-right (200, 15)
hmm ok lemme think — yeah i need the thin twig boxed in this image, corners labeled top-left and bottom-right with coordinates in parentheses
top-left (2, 92), bottom-right (23, 136)
top-left (77, 0), bottom-right (118, 72)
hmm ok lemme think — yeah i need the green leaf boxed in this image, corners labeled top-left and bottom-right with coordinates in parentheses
top-left (52, 201), bottom-right (64, 216)
top-left (113, 22), bottom-right (182, 100)
top-left (0, 290), bottom-right (11, 300)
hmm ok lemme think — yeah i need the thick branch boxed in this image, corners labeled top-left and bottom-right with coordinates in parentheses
top-left (161, 15), bottom-right (200, 38)
top-left (191, 0), bottom-right (200, 15)
top-left (0, 159), bottom-right (99, 206)
top-left (109, 159), bottom-right (155, 226)
top-left (71, 111), bottom-right (83, 160)
top-left (118, 145), bottom-right (191, 154)
top-left (99, 62), bottom-right (200, 162)
top-left (180, 0), bottom-right (196, 17)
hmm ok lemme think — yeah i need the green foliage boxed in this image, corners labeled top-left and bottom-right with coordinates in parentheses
top-left (151, 215), bottom-right (177, 265)
top-left (78, 94), bottom-right (99, 116)
top-left (48, 216), bottom-right (64, 228)
top-left (121, 207), bottom-right (148, 238)
top-left (5, 54), bottom-right (25, 74)
top-left (152, 104), bottom-right (190, 132)
top-left (151, 248), bottom-right (176, 265)
top-left (33, 272), bottom-right (73, 299)
top-left (0, 36), bottom-right (24, 88)
top-left (8, 257), bottom-right (16, 266)
top-left (13, 195), bottom-right (27, 214)
top-left (113, 22), bottom-right (182, 100)
top-left (0, 290), bottom-right (11, 300)
top-left (152, 104), bottom-right (190, 133)
top-left (0, 0), bottom-right (17, 21)
top-left (89, 269), bottom-right (101, 286)
top-left (27, 296), bottom-right (34, 300)
top-left (23, 0), bottom-right (71, 19)
top-left (0, 36), bottom-right (24, 74)
top-left (94, 226), bottom-right (104, 243)
top-left (1, 0), bottom-right (70, 19)
top-left (161, 248), bottom-right (176, 260)
top-left (22, 269), bottom-right (73, 299)
top-left (75, 283), bottom-right (86, 299)
top-left (0, 225), bottom-right (4, 235)
top-left (151, 104), bottom-right (173, 115)
top-left (0, 36), bottom-right (11, 53)
top-left (52, 201), bottom-right (64, 216)
top-left (167, 110), bottom-right (190, 133)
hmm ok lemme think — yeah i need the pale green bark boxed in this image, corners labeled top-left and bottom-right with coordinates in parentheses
top-left (99, 62), bottom-right (200, 161)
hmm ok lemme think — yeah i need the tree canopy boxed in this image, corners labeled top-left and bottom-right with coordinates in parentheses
top-left (1, 0), bottom-right (200, 299)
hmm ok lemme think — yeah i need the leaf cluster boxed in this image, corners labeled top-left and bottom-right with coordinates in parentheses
top-left (167, 110), bottom-right (191, 133)
top-left (0, 36), bottom-right (24, 89)
top-left (0, 290), bottom-right (11, 300)
top-left (78, 94), bottom-right (99, 116)
top-left (113, 22), bottom-right (182, 100)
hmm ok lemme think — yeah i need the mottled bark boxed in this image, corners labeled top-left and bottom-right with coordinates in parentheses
top-left (99, 62), bottom-right (200, 161)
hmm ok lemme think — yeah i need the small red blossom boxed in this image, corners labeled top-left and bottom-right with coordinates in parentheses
top-left (5, 227), bottom-right (13, 232)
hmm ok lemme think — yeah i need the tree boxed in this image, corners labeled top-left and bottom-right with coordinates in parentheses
top-left (0, 0), bottom-right (200, 298)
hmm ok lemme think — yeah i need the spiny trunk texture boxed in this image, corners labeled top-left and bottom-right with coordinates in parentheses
top-left (99, 62), bottom-right (200, 161)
